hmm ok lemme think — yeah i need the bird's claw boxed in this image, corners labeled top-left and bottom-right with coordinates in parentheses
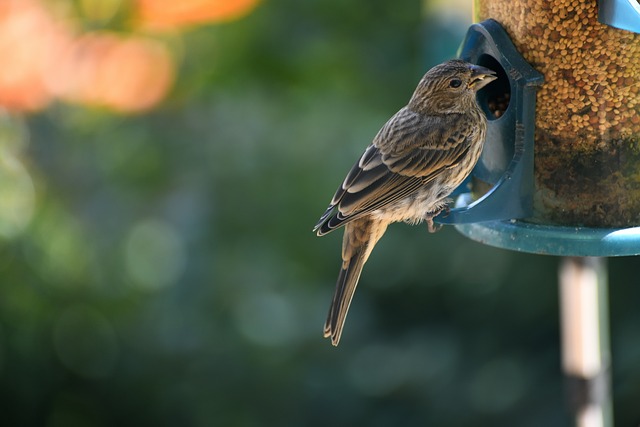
top-left (425, 205), bottom-right (450, 233)
top-left (426, 217), bottom-right (442, 233)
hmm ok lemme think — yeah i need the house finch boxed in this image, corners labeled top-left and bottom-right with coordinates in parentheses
top-left (314, 59), bottom-right (497, 346)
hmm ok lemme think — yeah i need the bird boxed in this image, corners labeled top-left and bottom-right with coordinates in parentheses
top-left (313, 59), bottom-right (497, 346)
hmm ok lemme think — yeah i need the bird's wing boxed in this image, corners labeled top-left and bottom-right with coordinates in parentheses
top-left (314, 109), bottom-right (474, 235)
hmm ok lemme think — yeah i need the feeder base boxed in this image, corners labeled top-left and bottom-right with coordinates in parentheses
top-left (454, 219), bottom-right (640, 257)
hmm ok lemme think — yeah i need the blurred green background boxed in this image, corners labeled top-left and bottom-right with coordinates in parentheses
top-left (1, 0), bottom-right (640, 426)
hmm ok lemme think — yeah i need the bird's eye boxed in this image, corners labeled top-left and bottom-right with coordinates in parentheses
top-left (449, 78), bottom-right (462, 88)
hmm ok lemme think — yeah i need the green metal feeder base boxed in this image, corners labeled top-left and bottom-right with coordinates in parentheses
top-left (454, 219), bottom-right (640, 257)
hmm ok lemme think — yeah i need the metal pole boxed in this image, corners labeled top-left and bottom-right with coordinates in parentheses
top-left (559, 257), bottom-right (612, 427)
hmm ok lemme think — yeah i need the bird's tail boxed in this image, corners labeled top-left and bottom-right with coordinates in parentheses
top-left (324, 218), bottom-right (387, 346)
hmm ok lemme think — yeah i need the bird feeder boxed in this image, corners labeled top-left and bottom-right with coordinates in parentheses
top-left (435, 1), bottom-right (640, 257)
top-left (430, 1), bottom-right (640, 426)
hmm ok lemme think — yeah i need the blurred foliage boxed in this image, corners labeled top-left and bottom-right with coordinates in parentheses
top-left (1, 0), bottom-right (640, 426)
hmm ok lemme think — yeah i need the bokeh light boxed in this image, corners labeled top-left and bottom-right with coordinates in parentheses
top-left (0, 113), bottom-right (35, 239)
top-left (47, 33), bottom-right (175, 113)
top-left (0, 0), bottom-right (182, 113)
top-left (125, 219), bottom-right (186, 291)
top-left (135, 0), bottom-right (261, 30)
top-left (24, 202), bottom-right (92, 287)
top-left (0, 154), bottom-right (35, 239)
top-left (233, 290), bottom-right (298, 347)
top-left (0, 0), bottom-right (69, 111)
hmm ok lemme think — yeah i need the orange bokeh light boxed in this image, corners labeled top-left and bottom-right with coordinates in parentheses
top-left (47, 33), bottom-right (175, 113)
top-left (0, 0), bottom-right (259, 114)
top-left (0, 0), bottom-right (70, 111)
top-left (136, 0), bottom-right (260, 30)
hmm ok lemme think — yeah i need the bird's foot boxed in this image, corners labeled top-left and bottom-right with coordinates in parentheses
top-left (426, 217), bottom-right (442, 233)
top-left (425, 206), bottom-right (449, 233)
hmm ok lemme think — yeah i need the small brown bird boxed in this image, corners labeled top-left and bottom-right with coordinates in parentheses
top-left (314, 59), bottom-right (496, 346)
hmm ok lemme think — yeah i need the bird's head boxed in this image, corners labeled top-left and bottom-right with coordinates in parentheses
top-left (408, 59), bottom-right (497, 115)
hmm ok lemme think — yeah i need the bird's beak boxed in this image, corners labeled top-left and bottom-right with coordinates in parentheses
top-left (468, 64), bottom-right (497, 91)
